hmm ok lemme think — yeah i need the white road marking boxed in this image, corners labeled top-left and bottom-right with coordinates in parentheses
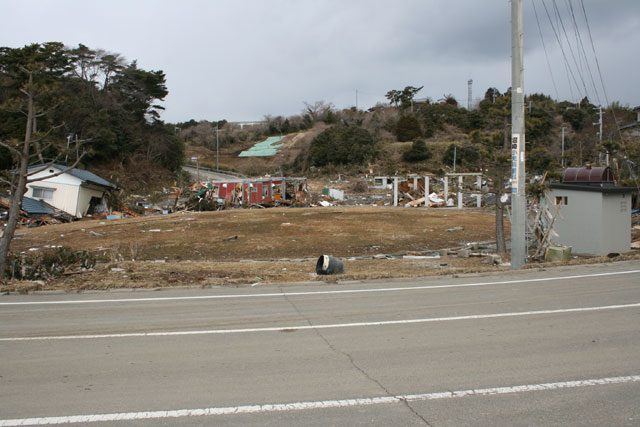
top-left (2, 302), bottom-right (639, 342)
top-left (0, 374), bottom-right (637, 426)
top-left (0, 269), bottom-right (639, 306)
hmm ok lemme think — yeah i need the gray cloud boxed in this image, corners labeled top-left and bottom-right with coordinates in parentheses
top-left (1, 0), bottom-right (638, 122)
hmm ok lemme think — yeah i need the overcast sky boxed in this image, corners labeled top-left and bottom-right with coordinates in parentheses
top-left (2, 0), bottom-right (639, 123)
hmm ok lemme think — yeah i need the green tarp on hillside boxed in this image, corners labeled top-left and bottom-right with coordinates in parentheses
top-left (239, 136), bottom-right (285, 157)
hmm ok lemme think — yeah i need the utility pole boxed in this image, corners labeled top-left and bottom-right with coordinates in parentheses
top-left (216, 125), bottom-right (220, 170)
top-left (510, 0), bottom-right (526, 270)
top-left (356, 89), bottom-right (358, 110)
top-left (453, 145), bottom-right (457, 172)
top-left (561, 126), bottom-right (566, 167)
top-left (593, 106), bottom-right (606, 166)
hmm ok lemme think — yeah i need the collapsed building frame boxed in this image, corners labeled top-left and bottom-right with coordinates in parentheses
top-left (196, 177), bottom-right (309, 206)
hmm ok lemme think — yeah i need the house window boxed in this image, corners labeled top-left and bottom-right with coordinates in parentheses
top-left (32, 187), bottom-right (54, 200)
top-left (262, 186), bottom-right (269, 197)
top-left (555, 196), bottom-right (568, 205)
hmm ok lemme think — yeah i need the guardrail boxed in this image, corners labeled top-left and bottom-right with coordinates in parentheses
top-left (182, 165), bottom-right (247, 179)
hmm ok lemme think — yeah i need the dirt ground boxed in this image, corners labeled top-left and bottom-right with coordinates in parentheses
top-left (4, 206), bottom-right (638, 293)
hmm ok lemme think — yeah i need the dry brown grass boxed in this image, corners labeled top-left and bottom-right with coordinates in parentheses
top-left (10, 207), bottom-right (501, 261)
top-left (3, 206), bottom-right (509, 291)
top-left (4, 206), bottom-right (639, 292)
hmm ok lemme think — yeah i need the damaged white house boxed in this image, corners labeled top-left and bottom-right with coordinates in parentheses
top-left (23, 164), bottom-right (117, 218)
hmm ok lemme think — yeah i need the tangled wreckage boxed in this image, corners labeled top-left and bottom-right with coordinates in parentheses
top-left (187, 177), bottom-right (310, 210)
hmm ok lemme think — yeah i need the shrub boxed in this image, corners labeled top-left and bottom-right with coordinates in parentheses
top-left (402, 140), bottom-right (432, 163)
top-left (443, 143), bottom-right (480, 168)
top-left (309, 125), bottom-right (376, 167)
top-left (395, 115), bottom-right (422, 142)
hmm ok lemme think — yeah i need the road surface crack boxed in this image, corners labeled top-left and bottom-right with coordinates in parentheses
top-left (279, 287), bottom-right (431, 426)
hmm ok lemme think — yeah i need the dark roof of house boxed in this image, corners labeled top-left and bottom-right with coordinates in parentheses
top-left (22, 197), bottom-right (56, 215)
top-left (27, 164), bottom-right (117, 189)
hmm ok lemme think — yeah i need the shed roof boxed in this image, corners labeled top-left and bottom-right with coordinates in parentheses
top-left (550, 183), bottom-right (635, 194)
top-left (562, 166), bottom-right (615, 184)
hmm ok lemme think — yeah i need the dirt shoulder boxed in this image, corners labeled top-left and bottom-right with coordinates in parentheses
top-left (4, 206), bottom-right (638, 292)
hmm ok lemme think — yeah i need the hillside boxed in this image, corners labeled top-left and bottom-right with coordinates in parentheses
top-left (176, 95), bottom-right (640, 188)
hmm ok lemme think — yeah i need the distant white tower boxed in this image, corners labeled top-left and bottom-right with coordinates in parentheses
top-left (467, 79), bottom-right (473, 110)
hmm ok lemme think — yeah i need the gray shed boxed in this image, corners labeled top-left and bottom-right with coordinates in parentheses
top-left (544, 166), bottom-right (634, 256)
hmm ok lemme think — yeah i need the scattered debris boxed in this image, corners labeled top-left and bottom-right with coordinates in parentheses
top-left (4, 247), bottom-right (96, 281)
top-left (486, 254), bottom-right (502, 265)
top-left (457, 249), bottom-right (470, 258)
top-left (545, 245), bottom-right (572, 262)
top-left (315, 255), bottom-right (344, 275)
top-left (446, 226), bottom-right (465, 232)
top-left (322, 188), bottom-right (345, 201)
top-left (223, 235), bottom-right (238, 242)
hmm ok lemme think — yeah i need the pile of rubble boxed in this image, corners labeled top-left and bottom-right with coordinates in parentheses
top-left (0, 198), bottom-right (73, 230)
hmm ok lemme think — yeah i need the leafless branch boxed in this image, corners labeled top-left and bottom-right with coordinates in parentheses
top-left (0, 140), bottom-right (21, 156)
top-left (34, 102), bottom-right (63, 118)
top-left (0, 177), bottom-right (14, 186)
top-left (30, 123), bottom-right (65, 144)
top-left (26, 150), bottom-right (87, 183)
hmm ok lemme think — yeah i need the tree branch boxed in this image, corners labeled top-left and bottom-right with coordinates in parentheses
top-left (34, 102), bottom-right (63, 118)
top-left (30, 123), bottom-right (65, 144)
top-left (0, 140), bottom-right (21, 156)
top-left (26, 150), bottom-right (87, 184)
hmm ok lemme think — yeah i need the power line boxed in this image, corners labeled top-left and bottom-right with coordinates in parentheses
top-left (579, 0), bottom-right (639, 191)
top-left (566, 0), bottom-right (601, 105)
top-left (533, 0), bottom-right (559, 99)
top-left (541, 0), bottom-right (582, 102)
top-left (579, 0), bottom-right (610, 108)
top-left (551, 0), bottom-right (591, 100)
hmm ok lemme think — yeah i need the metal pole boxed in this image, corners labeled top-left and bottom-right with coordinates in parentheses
top-left (561, 127), bottom-right (565, 167)
top-left (393, 177), bottom-right (398, 207)
top-left (425, 176), bottom-right (429, 207)
top-left (599, 106), bottom-right (607, 166)
top-left (510, 0), bottom-right (527, 270)
top-left (216, 125), bottom-right (220, 170)
top-left (453, 146), bottom-right (457, 172)
top-left (444, 176), bottom-right (449, 202)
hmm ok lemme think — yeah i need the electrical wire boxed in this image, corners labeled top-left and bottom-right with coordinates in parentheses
top-left (541, 0), bottom-right (582, 102)
top-left (580, 0), bottom-right (639, 190)
top-left (567, 0), bottom-right (601, 106)
top-left (533, 0), bottom-right (560, 100)
top-left (552, 0), bottom-right (591, 101)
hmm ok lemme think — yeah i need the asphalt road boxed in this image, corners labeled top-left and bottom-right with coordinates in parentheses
top-left (182, 165), bottom-right (244, 182)
top-left (1, 261), bottom-right (639, 426)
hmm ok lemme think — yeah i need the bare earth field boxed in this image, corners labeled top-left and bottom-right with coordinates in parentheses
top-left (4, 206), bottom-right (637, 292)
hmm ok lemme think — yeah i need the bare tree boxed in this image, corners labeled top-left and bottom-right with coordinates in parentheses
top-left (0, 67), bottom-right (85, 280)
top-left (302, 101), bottom-right (335, 123)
